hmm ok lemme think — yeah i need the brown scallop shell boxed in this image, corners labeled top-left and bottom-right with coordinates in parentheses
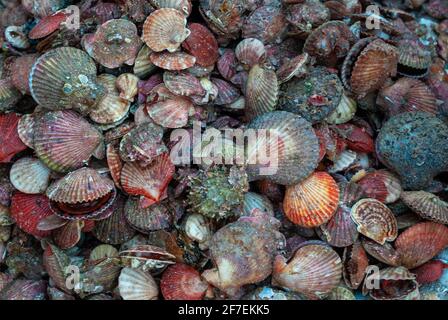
top-left (284, 171), bottom-right (340, 228)
top-left (125, 197), bottom-right (172, 234)
top-left (350, 198), bottom-right (398, 244)
top-left (33, 110), bottom-right (103, 173)
top-left (182, 23), bottom-right (219, 67)
top-left (106, 143), bottom-right (123, 189)
top-left (272, 243), bottom-right (342, 299)
top-left (397, 39), bottom-right (432, 78)
top-left (342, 241), bottom-right (369, 289)
top-left (357, 170), bottom-right (402, 204)
top-left (377, 78), bottom-right (437, 116)
top-left (235, 38), bottom-right (266, 68)
top-left (143, 8), bottom-right (190, 53)
top-left (400, 191), bottom-right (448, 224)
top-left (395, 222), bottom-right (448, 269)
top-left (150, 51), bottom-right (196, 70)
top-left (361, 237), bottom-right (401, 267)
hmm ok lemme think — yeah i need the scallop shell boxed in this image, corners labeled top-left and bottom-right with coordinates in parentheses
top-left (53, 221), bottom-right (82, 250)
top-left (116, 74), bottom-right (139, 102)
top-left (119, 245), bottom-right (176, 272)
top-left (242, 192), bottom-right (274, 217)
top-left (284, 172), bottom-right (340, 228)
top-left (217, 49), bottom-right (237, 81)
top-left (276, 53), bottom-right (312, 84)
top-left (365, 266), bottom-right (419, 300)
top-left (134, 45), bottom-right (157, 79)
top-left (150, 51), bottom-right (196, 71)
top-left (161, 263), bottom-right (208, 300)
top-left (89, 244), bottom-right (119, 261)
top-left (361, 237), bottom-right (401, 267)
top-left (272, 243), bottom-right (342, 299)
top-left (10, 193), bottom-right (53, 238)
top-left (9, 157), bottom-right (51, 194)
top-left (400, 191), bottom-right (448, 224)
top-left (246, 111), bottom-right (320, 185)
top-left (147, 96), bottom-right (194, 128)
top-left (22, 0), bottom-right (66, 18)
top-left (30, 47), bottom-right (102, 111)
top-left (34, 111), bottom-right (103, 173)
top-left (211, 78), bottom-right (240, 105)
top-left (106, 143), bottom-right (123, 189)
top-left (17, 113), bottom-right (37, 149)
top-left (89, 74), bottom-right (130, 125)
top-left (119, 267), bottom-right (159, 300)
top-left (350, 198), bottom-right (398, 244)
top-left (182, 23), bottom-right (219, 67)
top-left (242, 5), bottom-right (288, 44)
top-left (0, 280), bottom-right (47, 300)
top-left (0, 113), bottom-right (28, 163)
top-left (143, 8), bottom-right (190, 53)
top-left (325, 92), bottom-right (357, 125)
top-left (91, 19), bottom-right (142, 69)
top-left (327, 286), bottom-right (356, 300)
top-left (245, 64), bottom-right (279, 121)
top-left (149, 0), bottom-right (192, 16)
top-left (0, 79), bottom-right (21, 113)
top-left (183, 213), bottom-right (212, 244)
top-left (395, 222), bottom-right (448, 269)
top-left (124, 198), bottom-right (172, 233)
top-left (397, 39), bottom-right (432, 78)
top-left (46, 167), bottom-right (114, 204)
top-left (163, 71), bottom-right (205, 97)
top-left (11, 54), bottom-right (38, 94)
top-left (93, 195), bottom-right (136, 245)
top-left (357, 170), bottom-right (402, 204)
top-left (235, 38), bottom-right (266, 68)
top-left (342, 242), bottom-right (369, 289)
top-left (28, 11), bottom-right (67, 40)
top-left (328, 150), bottom-right (357, 173)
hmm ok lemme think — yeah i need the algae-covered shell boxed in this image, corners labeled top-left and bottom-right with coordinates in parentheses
top-left (91, 19), bottom-right (142, 69)
top-left (124, 198), bottom-right (172, 233)
top-left (30, 47), bottom-right (103, 111)
top-left (34, 111), bottom-right (103, 173)
top-left (350, 198), bottom-right (398, 244)
top-left (376, 112), bottom-right (448, 190)
top-left (10, 157), bottom-right (51, 194)
top-left (283, 171), bottom-right (339, 228)
top-left (119, 267), bottom-right (159, 300)
top-left (143, 8), bottom-right (190, 53)
top-left (246, 111), bottom-right (320, 185)
top-left (279, 66), bottom-right (343, 124)
top-left (272, 243), bottom-right (342, 299)
top-left (150, 51), bottom-right (196, 70)
top-left (395, 222), bottom-right (448, 269)
top-left (400, 191), bottom-right (448, 224)
top-left (357, 170), bottom-right (402, 204)
top-left (182, 23), bottom-right (219, 67)
top-left (161, 263), bottom-right (208, 300)
top-left (325, 92), bottom-right (357, 125)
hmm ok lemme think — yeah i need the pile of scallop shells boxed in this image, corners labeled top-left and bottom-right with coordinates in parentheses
top-left (0, 0), bottom-right (447, 301)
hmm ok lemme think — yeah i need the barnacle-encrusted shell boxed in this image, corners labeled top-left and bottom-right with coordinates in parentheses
top-left (33, 111), bottom-right (103, 173)
top-left (350, 198), bottom-right (398, 244)
top-left (283, 172), bottom-right (339, 228)
top-left (245, 65), bottom-right (278, 121)
top-left (400, 191), bottom-right (448, 224)
top-left (9, 157), bottom-right (51, 194)
top-left (119, 267), bottom-right (159, 300)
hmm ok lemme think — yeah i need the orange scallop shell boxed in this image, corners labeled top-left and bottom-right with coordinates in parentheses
top-left (150, 51), bottom-right (196, 70)
top-left (284, 171), bottom-right (340, 228)
top-left (161, 263), bottom-right (208, 300)
top-left (400, 191), bottom-right (448, 224)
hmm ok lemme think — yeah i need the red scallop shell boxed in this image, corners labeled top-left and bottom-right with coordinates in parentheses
top-left (412, 260), bottom-right (447, 285)
top-left (106, 143), bottom-right (123, 189)
top-left (395, 222), bottom-right (448, 269)
top-left (333, 123), bottom-right (374, 153)
top-left (121, 153), bottom-right (175, 203)
top-left (182, 23), bottom-right (219, 67)
top-left (161, 263), bottom-right (209, 300)
top-left (10, 193), bottom-right (53, 238)
top-left (52, 221), bottom-right (82, 250)
top-left (217, 49), bottom-right (237, 81)
top-left (342, 242), bottom-right (369, 289)
top-left (357, 170), bottom-right (402, 204)
top-left (146, 96), bottom-right (194, 128)
top-left (29, 12), bottom-right (67, 39)
top-left (11, 54), bottom-right (38, 94)
top-left (0, 113), bottom-right (28, 163)
top-left (163, 71), bottom-right (205, 97)
top-left (150, 51), bottom-right (196, 70)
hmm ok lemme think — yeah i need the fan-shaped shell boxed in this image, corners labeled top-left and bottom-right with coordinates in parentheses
top-left (0, 113), bottom-right (28, 163)
top-left (325, 92), bottom-right (357, 125)
top-left (242, 5), bottom-right (288, 44)
top-left (147, 96), bottom-right (194, 128)
top-left (0, 79), bottom-right (21, 113)
top-left (395, 222), bottom-right (448, 269)
top-left (161, 263), bottom-right (208, 300)
top-left (401, 191), bottom-right (448, 224)
top-left (30, 47), bottom-right (102, 111)
top-left (272, 243), bottom-right (342, 299)
top-left (150, 0), bottom-right (192, 15)
top-left (10, 157), bottom-right (51, 194)
top-left (150, 51), bottom-right (196, 71)
top-left (357, 170), bottom-right (402, 204)
top-left (276, 53), bottom-right (312, 84)
top-left (119, 267), bottom-right (159, 300)
top-left (34, 110), bottom-right (103, 173)
top-left (17, 113), bottom-right (37, 150)
top-left (124, 198), bottom-right (172, 233)
top-left (182, 23), bottom-right (219, 67)
top-left (11, 54), bottom-right (38, 94)
top-left (53, 221), bottom-right (82, 250)
top-left (397, 39), bottom-right (432, 78)
top-left (246, 111), bottom-right (320, 185)
top-left (245, 64), bottom-right (279, 121)
top-left (361, 237), bottom-right (401, 267)
top-left (134, 45), bottom-right (157, 79)
top-left (342, 242), bottom-right (369, 289)
top-left (163, 71), bottom-right (205, 97)
top-left (143, 8), bottom-right (190, 53)
top-left (242, 192), bottom-right (274, 217)
top-left (365, 266), bottom-right (419, 300)
top-left (284, 172), bottom-right (340, 227)
top-left (235, 38), bottom-right (266, 68)
top-left (28, 12), bottom-right (67, 40)
top-left (351, 198), bottom-right (398, 244)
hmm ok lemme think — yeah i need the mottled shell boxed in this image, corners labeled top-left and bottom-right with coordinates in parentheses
top-left (161, 263), bottom-right (208, 300)
top-left (350, 198), bottom-right (398, 244)
top-left (272, 243), bottom-right (342, 299)
top-left (143, 9), bottom-right (190, 53)
top-left (182, 23), bottom-right (219, 67)
top-left (357, 170), bottom-right (402, 204)
top-left (53, 221), bottom-right (82, 249)
top-left (395, 222), bottom-right (448, 269)
top-left (342, 242), bottom-right (369, 289)
top-left (284, 172), bottom-right (340, 227)
top-left (119, 267), bottom-right (159, 300)
top-left (325, 93), bottom-right (357, 125)
top-left (361, 237), bottom-right (401, 267)
top-left (30, 47), bottom-right (102, 111)
top-left (235, 38), bottom-right (266, 68)
top-left (34, 111), bottom-right (103, 173)
top-left (242, 5), bottom-right (288, 44)
top-left (245, 64), bottom-right (279, 121)
top-left (0, 113), bottom-right (27, 163)
top-left (401, 191), bottom-right (448, 224)
top-left (10, 157), bottom-right (51, 194)
top-left (246, 111), bottom-right (320, 185)
top-left (124, 198), bottom-right (172, 233)
top-left (163, 71), bottom-right (205, 97)
top-left (150, 51), bottom-right (196, 70)
top-left (211, 78), bottom-right (240, 105)
top-left (276, 53), bottom-right (312, 84)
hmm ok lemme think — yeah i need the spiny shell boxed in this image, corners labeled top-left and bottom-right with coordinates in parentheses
top-left (9, 157), bottom-right (51, 194)
top-left (350, 198), bottom-right (398, 244)
top-left (342, 242), bottom-right (369, 289)
top-left (357, 170), bottom-right (402, 204)
top-left (161, 263), bottom-right (208, 300)
top-left (182, 23), bottom-right (219, 67)
top-left (46, 167), bottom-right (115, 204)
top-left (272, 243), bottom-right (342, 299)
top-left (30, 47), bottom-right (102, 111)
top-left (361, 238), bottom-right (401, 267)
top-left (284, 172), bottom-right (340, 228)
top-left (245, 64), bottom-right (279, 121)
top-left (34, 110), bottom-right (103, 173)
top-left (143, 8), bottom-right (190, 53)
top-left (150, 51), bottom-right (196, 71)
top-left (0, 113), bottom-right (28, 163)
top-left (325, 92), bottom-right (357, 125)
top-left (246, 111), bottom-right (320, 185)
top-left (235, 38), bottom-right (266, 68)
top-left (118, 267), bottom-right (159, 300)
top-left (124, 198), bottom-right (172, 233)
top-left (395, 222), bottom-right (448, 269)
top-left (400, 191), bottom-right (448, 224)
